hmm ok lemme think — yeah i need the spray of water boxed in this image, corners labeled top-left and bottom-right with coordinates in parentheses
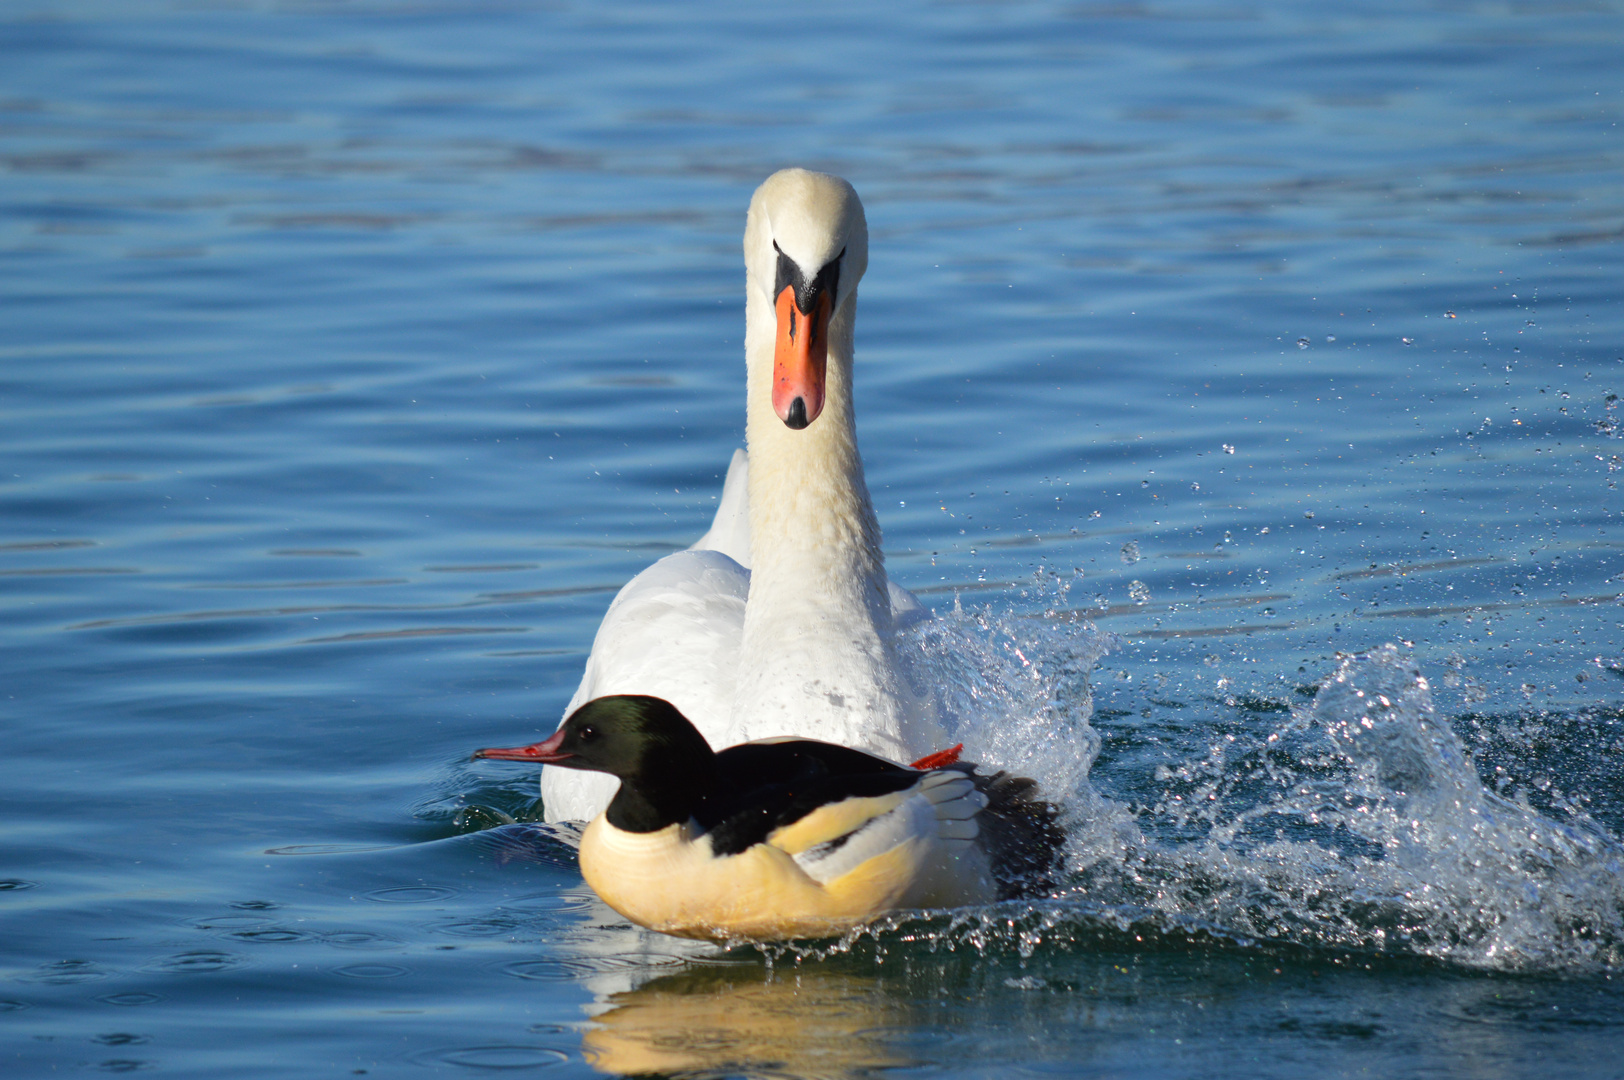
top-left (883, 596), bottom-right (1624, 974)
top-left (1102, 643), bottom-right (1624, 972)
top-left (896, 582), bottom-right (1134, 869)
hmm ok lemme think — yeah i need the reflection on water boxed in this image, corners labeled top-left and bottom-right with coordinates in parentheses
top-left (573, 924), bottom-right (1624, 1078)
top-left (584, 964), bottom-right (915, 1078)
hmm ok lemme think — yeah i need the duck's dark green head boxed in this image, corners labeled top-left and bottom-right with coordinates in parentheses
top-left (474, 695), bottom-right (717, 831)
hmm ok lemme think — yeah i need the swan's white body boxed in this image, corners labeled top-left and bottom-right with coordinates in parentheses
top-left (541, 170), bottom-right (943, 822)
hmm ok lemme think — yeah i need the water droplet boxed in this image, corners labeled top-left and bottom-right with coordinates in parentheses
top-left (503, 960), bottom-right (582, 982)
top-left (1401, 337), bottom-right (1414, 345)
top-left (323, 930), bottom-right (403, 950)
top-left (1445, 310), bottom-right (1456, 318)
top-left (98, 993), bottom-right (162, 1007)
top-left (411, 1046), bottom-right (569, 1070)
top-left (433, 919), bottom-right (514, 938)
top-left (335, 964), bottom-right (409, 979)
top-left (1295, 337), bottom-right (1310, 349)
top-left (1222, 444), bottom-right (1235, 455)
top-left (364, 886), bottom-right (457, 904)
top-left (142, 951), bottom-right (244, 975)
top-left (1128, 580), bottom-right (1151, 604)
top-left (29, 960), bottom-right (111, 984)
top-left (502, 955), bottom-right (657, 982)
top-left (186, 915), bottom-right (271, 931)
top-left (230, 928), bottom-right (312, 944)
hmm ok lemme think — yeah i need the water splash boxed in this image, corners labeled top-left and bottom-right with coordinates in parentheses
top-left (900, 579), bottom-right (1113, 814)
top-left (1078, 644), bottom-right (1624, 973)
top-left (887, 616), bottom-right (1623, 974)
top-left (899, 580), bottom-right (1140, 886)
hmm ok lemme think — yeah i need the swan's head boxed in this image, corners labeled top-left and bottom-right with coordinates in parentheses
top-left (744, 169), bottom-right (869, 430)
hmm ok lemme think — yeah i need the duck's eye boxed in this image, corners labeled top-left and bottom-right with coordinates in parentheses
top-left (577, 725), bottom-right (598, 742)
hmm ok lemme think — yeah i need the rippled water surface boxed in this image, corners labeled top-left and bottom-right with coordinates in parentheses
top-left (5, 1), bottom-right (1624, 1076)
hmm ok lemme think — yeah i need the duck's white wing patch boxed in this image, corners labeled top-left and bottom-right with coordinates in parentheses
top-left (788, 771), bottom-right (986, 887)
top-left (918, 770), bottom-right (986, 843)
top-left (790, 791), bottom-right (938, 886)
top-left (918, 771), bottom-right (986, 820)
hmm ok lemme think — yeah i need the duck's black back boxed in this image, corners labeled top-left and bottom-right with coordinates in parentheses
top-left (691, 737), bottom-right (1066, 901)
top-left (697, 739), bottom-right (919, 857)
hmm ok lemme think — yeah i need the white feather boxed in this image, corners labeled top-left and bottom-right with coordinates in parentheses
top-left (919, 772), bottom-right (987, 821)
top-left (790, 793), bottom-right (937, 886)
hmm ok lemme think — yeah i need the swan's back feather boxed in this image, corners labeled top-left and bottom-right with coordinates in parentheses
top-left (540, 548), bottom-right (748, 821)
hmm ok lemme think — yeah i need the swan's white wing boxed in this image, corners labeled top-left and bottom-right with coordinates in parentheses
top-left (541, 548), bottom-right (749, 821)
top-left (887, 581), bottom-right (930, 631)
top-left (688, 448), bottom-right (751, 568)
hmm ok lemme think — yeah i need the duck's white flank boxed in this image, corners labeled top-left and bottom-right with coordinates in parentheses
top-left (541, 169), bottom-right (943, 822)
top-left (577, 767), bottom-right (994, 942)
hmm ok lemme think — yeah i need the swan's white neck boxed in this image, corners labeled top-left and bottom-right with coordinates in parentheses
top-left (732, 284), bottom-right (922, 756)
top-left (742, 283), bottom-right (889, 626)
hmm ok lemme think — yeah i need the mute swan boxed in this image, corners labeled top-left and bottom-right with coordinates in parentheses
top-left (530, 169), bottom-right (944, 822)
top-left (476, 695), bottom-right (1061, 941)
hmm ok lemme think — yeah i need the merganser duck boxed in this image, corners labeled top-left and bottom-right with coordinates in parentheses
top-left (476, 695), bottom-right (1063, 942)
top-left (539, 169), bottom-right (945, 822)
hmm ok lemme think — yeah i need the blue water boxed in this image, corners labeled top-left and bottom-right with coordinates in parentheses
top-left (5, 1), bottom-right (1624, 1075)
